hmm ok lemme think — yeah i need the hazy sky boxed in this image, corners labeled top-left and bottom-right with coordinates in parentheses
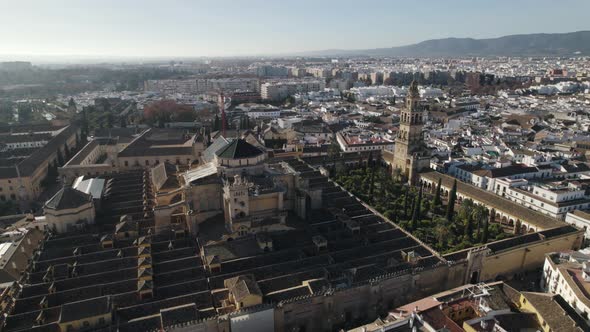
top-left (1, 0), bottom-right (589, 58)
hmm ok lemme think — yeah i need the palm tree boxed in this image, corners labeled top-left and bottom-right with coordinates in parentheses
top-left (435, 223), bottom-right (450, 249)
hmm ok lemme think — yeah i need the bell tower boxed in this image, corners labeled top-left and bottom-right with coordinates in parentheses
top-left (223, 175), bottom-right (250, 231)
top-left (393, 81), bottom-right (429, 183)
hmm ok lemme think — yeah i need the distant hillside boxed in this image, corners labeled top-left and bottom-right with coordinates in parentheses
top-left (305, 31), bottom-right (590, 57)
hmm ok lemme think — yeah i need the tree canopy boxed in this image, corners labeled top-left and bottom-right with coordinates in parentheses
top-left (334, 165), bottom-right (512, 254)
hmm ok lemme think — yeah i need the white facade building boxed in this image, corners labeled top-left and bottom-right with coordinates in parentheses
top-left (419, 87), bottom-right (444, 98)
top-left (541, 251), bottom-right (590, 325)
top-left (201, 78), bottom-right (260, 93)
top-left (565, 210), bottom-right (590, 241)
top-left (277, 117), bottom-right (303, 129)
top-left (247, 108), bottom-right (281, 119)
top-left (336, 128), bottom-right (394, 153)
top-left (144, 78), bottom-right (259, 95)
top-left (452, 164), bottom-right (550, 192)
top-left (495, 178), bottom-right (590, 219)
top-left (261, 80), bottom-right (325, 101)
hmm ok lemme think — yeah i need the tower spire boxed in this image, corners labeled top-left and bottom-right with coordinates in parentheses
top-left (408, 80), bottom-right (419, 99)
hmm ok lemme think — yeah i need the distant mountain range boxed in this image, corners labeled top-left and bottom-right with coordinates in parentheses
top-left (303, 31), bottom-right (590, 57)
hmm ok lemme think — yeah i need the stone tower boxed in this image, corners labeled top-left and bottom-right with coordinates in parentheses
top-left (393, 80), bottom-right (430, 183)
top-left (223, 174), bottom-right (250, 231)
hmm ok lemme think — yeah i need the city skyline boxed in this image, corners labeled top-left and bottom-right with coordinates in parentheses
top-left (1, 0), bottom-right (590, 60)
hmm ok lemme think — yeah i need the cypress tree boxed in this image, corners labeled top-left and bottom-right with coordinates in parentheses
top-left (47, 162), bottom-right (53, 177)
top-left (106, 112), bottom-right (114, 128)
top-left (64, 144), bottom-right (71, 159)
top-left (433, 178), bottom-right (442, 207)
top-left (481, 218), bottom-right (489, 243)
top-left (482, 208), bottom-right (493, 243)
top-left (409, 196), bottom-right (416, 223)
top-left (75, 132), bottom-right (80, 148)
top-left (476, 208), bottom-right (482, 239)
top-left (68, 97), bottom-right (76, 109)
top-left (368, 159), bottom-right (377, 202)
top-left (411, 187), bottom-right (423, 230)
top-left (403, 191), bottom-right (411, 219)
top-left (80, 108), bottom-right (89, 139)
top-left (445, 179), bottom-right (457, 222)
top-left (46, 161), bottom-right (57, 184)
top-left (213, 115), bottom-right (220, 131)
top-left (57, 149), bottom-right (64, 167)
top-left (464, 213), bottom-right (473, 241)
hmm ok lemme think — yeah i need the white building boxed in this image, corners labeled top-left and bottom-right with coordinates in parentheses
top-left (247, 108), bottom-right (281, 119)
top-left (256, 65), bottom-right (289, 77)
top-left (336, 128), bottom-right (394, 153)
top-left (307, 68), bottom-right (332, 78)
top-left (419, 87), bottom-right (444, 98)
top-left (565, 210), bottom-right (590, 241)
top-left (293, 88), bottom-right (340, 103)
top-left (494, 178), bottom-right (590, 219)
top-left (201, 78), bottom-right (260, 93)
top-left (277, 117), bottom-right (303, 129)
top-left (541, 251), bottom-right (590, 325)
top-left (452, 164), bottom-right (549, 191)
top-left (509, 149), bottom-right (552, 167)
top-left (349, 86), bottom-right (397, 100)
top-left (144, 78), bottom-right (259, 95)
top-left (144, 79), bottom-right (198, 95)
top-left (261, 80), bottom-right (325, 101)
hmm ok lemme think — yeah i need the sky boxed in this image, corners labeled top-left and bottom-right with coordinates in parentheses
top-left (1, 0), bottom-right (589, 59)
